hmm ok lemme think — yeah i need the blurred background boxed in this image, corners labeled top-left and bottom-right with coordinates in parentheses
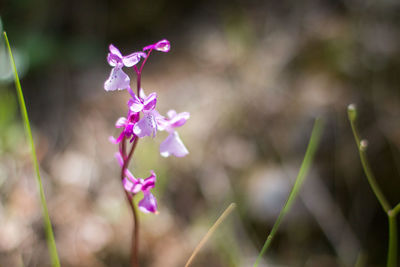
top-left (1, 0), bottom-right (400, 266)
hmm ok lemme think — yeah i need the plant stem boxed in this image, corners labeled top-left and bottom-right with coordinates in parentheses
top-left (253, 118), bottom-right (323, 267)
top-left (120, 137), bottom-right (140, 267)
top-left (347, 105), bottom-right (391, 213)
top-left (131, 201), bottom-right (140, 267)
top-left (392, 203), bottom-right (400, 217)
top-left (387, 212), bottom-right (397, 267)
top-left (348, 104), bottom-right (399, 267)
top-left (3, 31), bottom-right (60, 267)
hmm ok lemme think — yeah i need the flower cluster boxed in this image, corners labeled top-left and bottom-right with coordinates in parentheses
top-left (104, 39), bottom-right (189, 213)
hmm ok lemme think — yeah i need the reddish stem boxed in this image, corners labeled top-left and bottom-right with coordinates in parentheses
top-left (121, 137), bottom-right (140, 267)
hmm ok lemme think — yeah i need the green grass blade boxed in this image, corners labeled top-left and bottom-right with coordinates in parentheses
top-left (3, 31), bottom-right (61, 267)
top-left (253, 118), bottom-right (324, 267)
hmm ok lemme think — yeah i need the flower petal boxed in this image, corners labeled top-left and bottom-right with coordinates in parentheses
top-left (143, 39), bottom-right (170, 52)
top-left (160, 131), bottom-right (189, 157)
top-left (168, 111), bottom-right (190, 128)
top-left (141, 170), bottom-right (156, 191)
top-left (109, 44), bottom-right (123, 58)
top-left (107, 53), bottom-right (121, 67)
top-left (139, 88), bottom-right (147, 99)
top-left (122, 52), bottom-right (147, 67)
top-left (114, 152), bottom-right (124, 166)
top-left (138, 192), bottom-right (158, 213)
top-left (128, 94), bottom-right (144, 113)
top-left (143, 92), bottom-right (157, 111)
top-left (109, 136), bottom-right (118, 144)
top-left (115, 117), bottom-right (127, 128)
top-left (133, 113), bottom-right (157, 138)
top-left (154, 39), bottom-right (170, 52)
top-left (104, 67), bottom-right (130, 91)
top-left (123, 177), bottom-right (141, 194)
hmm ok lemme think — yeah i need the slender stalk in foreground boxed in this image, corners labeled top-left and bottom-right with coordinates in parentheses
top-left (3, 31), bottom-right (61, 267)
top-left (253, 118), bottom-right (324, 267)
top-left (185, 203), bottom-right (237, 267)
top-left (348, 104), bottom-right (398, 267)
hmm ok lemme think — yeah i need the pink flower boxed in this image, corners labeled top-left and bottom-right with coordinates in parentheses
top-left (128, 92), bottom-right (157, 113)
top-left (122, 171), bottom-right (158, 214)
top-left (158, 110), bottom-right (190, 157)
top-left (160, 131), bottom-right (189, 157)
top-left (115, 153), bottom-right (158, 214)
top-left (133, 110), bottom-right (164, 138)
top-left (110, 111), bottom-right (139, 144)
top-left (143, 39), bottom-right (170, 53)
top-left (104, 44), bottom-right (147, 91)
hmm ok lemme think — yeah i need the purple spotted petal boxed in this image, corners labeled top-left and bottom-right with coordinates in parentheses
top-left (138, 192), bottom-right (158, 213)
top-left (160, 131), bottom-right (189, 157)
top-left (133, 112), bottom-right (157, 138)
top-left (122, 52), bottom-right (147, 67)
top-left (104, 67), bottom-right (130, 91)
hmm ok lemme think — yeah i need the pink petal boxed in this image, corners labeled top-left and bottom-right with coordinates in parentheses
top-left (104, 67), bottom-right (130, 91)
top-left (107, 53), bottom-right (121, 67)
top-left (139, 88), bottom-right (147, 99)
top-left (128, 95), bottom-right (144, 113)
top-left (143, 92), bottom-right (157, 111)
top-left (109, 136), bottom-right (118, 144)
top-left (154, 39), bottom-right (170, 52)
top-left (114, 152), bottom-right (124, 166)
top-left (160, 131), bottom-right (189, 157)
top-left (123, 177), bottom-right (141, 194)
top-left (141, 171), bottom-right (156, 191)
top-left (133, 113), bottom-right (157, 138)
top-left (138, 192), bottom-right (158, 213)
top-left (122, 52), bottom-right (147, 67)
top-left (115, 117), bottom-right (127, 128)
top-left (109, 44), bottom-right (123, 58)
top-left (168, 111), bottom-right (190, 128)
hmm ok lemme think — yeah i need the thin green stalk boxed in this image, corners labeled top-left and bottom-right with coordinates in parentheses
top-left (392, 203), bottom-right (400, 217)
top-left (348, 104), bottom-right (399, 267)
top-left (253, 118), bottom-right (324, 267)
top-left (387, 213), bottom-right (397, 267)
top-left (347, 104), bottom-right (391, 213)
top-left (3, 32), bottom-right (61, 267)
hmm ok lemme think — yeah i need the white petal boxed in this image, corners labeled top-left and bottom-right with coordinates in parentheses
top-left (104, 67), bottom-right (130, 91)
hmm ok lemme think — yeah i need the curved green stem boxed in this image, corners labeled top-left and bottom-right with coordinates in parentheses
top-left (347, 105), bottom-right (391, 213)
top-left (348, 104), bottom-right (398, 267)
